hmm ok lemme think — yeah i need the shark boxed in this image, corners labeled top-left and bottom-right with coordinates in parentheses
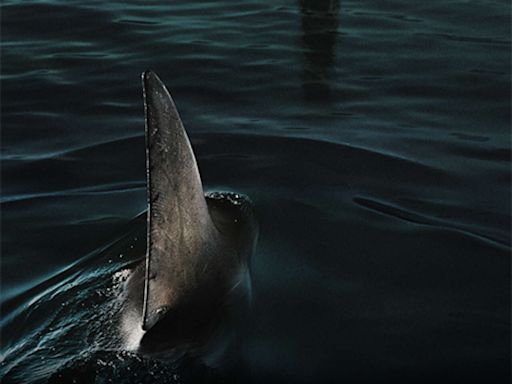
top-left (120, 71), bottom-right (258, 357)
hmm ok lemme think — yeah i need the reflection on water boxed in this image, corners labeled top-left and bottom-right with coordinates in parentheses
top-left (300, 0), bottom-right (340, 101)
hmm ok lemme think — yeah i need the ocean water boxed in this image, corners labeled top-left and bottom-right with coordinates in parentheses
top-left (0, 0), bottom-right (510, 383)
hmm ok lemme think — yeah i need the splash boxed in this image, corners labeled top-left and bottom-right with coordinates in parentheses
top-left (115, 268), bottom-right (146, 351)
top-left (121, 311), bottom-right (146, 351)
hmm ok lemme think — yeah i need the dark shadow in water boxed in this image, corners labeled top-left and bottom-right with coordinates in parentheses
top-left (300, 0), bottom-right (340, 102)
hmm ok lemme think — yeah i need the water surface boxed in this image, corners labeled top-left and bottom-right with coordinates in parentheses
top-left (1, 1), bottom-right (510, 383)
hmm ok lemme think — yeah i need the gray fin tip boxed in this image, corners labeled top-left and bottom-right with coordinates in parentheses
top-left (142, 69), bottom-right (156, 82)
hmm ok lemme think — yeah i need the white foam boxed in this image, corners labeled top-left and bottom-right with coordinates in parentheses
top-left (112, 268), bottom-right (131, 286)
top-left (121, 311), bottom-right (146, 351)
top-left (116, 268), bottom-right (145, 351)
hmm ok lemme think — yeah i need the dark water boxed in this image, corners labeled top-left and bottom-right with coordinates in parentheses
top-left (1, 0), bottom-right (510, 383)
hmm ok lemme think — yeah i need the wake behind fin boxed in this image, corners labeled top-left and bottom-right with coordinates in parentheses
top-left (141, 70), bottom-right (216, 331)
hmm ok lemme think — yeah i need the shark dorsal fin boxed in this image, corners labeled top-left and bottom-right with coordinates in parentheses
top-left (141, 71), bottom-right (215, 331)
